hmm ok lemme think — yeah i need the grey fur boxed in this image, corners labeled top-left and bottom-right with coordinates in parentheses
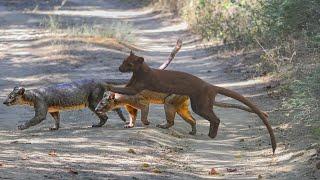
top-left (3, 79), bottom-right (129, 130)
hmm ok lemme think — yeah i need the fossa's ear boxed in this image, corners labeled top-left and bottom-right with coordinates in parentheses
top-left (130, 50), bottom-right (134, 56)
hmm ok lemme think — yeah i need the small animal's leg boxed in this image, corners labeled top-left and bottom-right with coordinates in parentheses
top-left (190, 95), bottom-right (220, 138)
top-left (92, 112), bottom-right (108, 127)
top-left (140, 105), bottom-right (150, 125)
top-left (18, 115), bottom-right (47, 130)
top-left (176, 103), bottom-right (197, 135)
top-left (113, 108), bottom-right (127, 122)
top-left (124, 105), bottom-right (137, 128)
top-left (156, 103), bottom-right (176, 129)
top-left (18, 102), bottom-right (48, 130)
top-left (88, 88), bottom-right (109, 127)
top-left (49, 112), bottom-right (60, 131)
top-left (89, 105), bottom-right (108, 128)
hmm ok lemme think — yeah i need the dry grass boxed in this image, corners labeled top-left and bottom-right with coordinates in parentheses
top-left (40, 15), bottom-right (136, 43)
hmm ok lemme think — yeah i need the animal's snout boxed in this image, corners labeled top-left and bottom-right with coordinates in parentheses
top-left (3, 101), bottom-right (9, 106)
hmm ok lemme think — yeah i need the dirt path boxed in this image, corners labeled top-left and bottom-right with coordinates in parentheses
top-left (0, 0), bottom-right (318, 179)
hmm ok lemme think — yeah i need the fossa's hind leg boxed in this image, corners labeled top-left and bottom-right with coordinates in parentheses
top-left (190, 91), bottom-right (220, 138)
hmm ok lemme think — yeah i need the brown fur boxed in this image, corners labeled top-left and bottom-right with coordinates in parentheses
top-left (107, 52), bottom-right (277, 154)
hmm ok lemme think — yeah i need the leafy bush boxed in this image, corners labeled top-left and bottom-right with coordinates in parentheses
top-left (259, 0), bottom-right (320, 44)
top-left (156, 0), bottom-right (320, 46)
top-left (181, 0), bottom-right (260, 44)
top-left (282, 66), bottom-right (320, 122)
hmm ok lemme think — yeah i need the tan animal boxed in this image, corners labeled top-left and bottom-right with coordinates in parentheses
top-left (106, 52), bottom-right (276, 153)
top-left (95, 89), bottom-right (263, 135)
top-left (96, 91), bottom-right (197, 134)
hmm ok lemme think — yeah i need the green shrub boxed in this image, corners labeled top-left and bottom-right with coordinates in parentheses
top-left (180, 0), bottom-right (260, 44)
top-left (282, 66), bottom-right (320, 121)
top-left (259, 0), bottom-right (320, 44)
top-left (157, 0), bottom-right (320, 46)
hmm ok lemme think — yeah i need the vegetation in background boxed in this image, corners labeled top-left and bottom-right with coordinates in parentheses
top-left (40, 15), bottom-right (136, 43)
top-left (153, 0), bottom-right (320, 136)
top-left (282, 66), bottom-right (320, 130)
top-left (155, 0), bottom-right (320, 45)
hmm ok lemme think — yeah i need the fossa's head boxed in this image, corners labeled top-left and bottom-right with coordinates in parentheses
top-left (119, 51), bottom-right (144, 72)
top-left (3, 86), bottom-right (25, 106)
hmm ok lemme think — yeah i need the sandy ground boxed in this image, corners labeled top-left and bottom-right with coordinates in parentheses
top-left (0, 0), bottom-right (319, 179)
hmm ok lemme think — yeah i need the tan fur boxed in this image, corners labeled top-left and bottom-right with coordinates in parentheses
top-left (17, 98), bottom-right (87, 113)
top-left (97, 90), bottom-right (197, 134)
top-left (48, 104), bottom-right (87, 112)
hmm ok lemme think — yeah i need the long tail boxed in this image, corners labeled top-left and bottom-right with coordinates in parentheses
top-left (215, 86), bottom-right (276, 154)
top-left (213, 101), bottom-right (269, 117)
